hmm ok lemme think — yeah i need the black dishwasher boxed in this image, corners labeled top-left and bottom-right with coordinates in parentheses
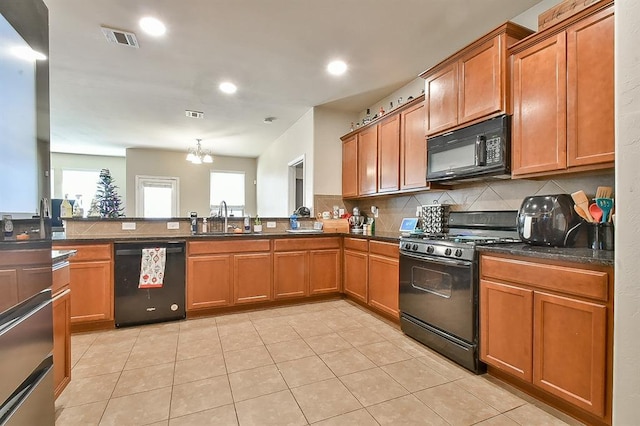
top-left (114, 241), bottom-right (186, 327)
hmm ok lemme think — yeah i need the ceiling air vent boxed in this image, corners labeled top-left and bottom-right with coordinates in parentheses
top-left (185, 110), bottom-right (204, 119)
top-left (101, 26), bottom-right (139, 48)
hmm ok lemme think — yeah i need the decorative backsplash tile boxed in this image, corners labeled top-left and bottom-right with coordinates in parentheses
top-left (331, 172), bottom-right (615, 233)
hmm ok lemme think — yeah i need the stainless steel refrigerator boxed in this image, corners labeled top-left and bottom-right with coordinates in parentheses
top-left (0, 0), bottom-right (54, 424)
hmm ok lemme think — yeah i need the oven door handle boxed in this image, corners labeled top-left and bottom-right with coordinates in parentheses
top-left (400, 251), bottom-right (473, 268)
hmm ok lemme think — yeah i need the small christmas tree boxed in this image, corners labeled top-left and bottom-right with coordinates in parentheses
top-left (95, 169), bottom-right (124, 218)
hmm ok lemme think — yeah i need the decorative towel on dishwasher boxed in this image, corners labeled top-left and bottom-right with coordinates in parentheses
top-left (139, 247), bottom-right (166, 288)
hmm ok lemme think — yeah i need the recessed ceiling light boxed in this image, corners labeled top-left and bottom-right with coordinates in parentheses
top-left (139, 17), bottom-right (166, 36)
top-left (219, 82), bottom-right (237, 94)
top-left (263, 117), bottom-right (276, 124)
top-left (327, 60), bottom-right (347, 76)
top-left (10, 46), bottom-right (46, 61)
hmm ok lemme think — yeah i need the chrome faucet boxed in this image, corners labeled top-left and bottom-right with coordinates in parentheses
top-left (218, 200), bottom-right (228, 232)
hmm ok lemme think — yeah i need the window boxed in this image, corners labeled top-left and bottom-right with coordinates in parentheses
top-left (135, 176), bottom-right (179, 218)
top-left (210, 171), bottom-right (245, 216)
top-left (61, 169), bottom-right (100, 215)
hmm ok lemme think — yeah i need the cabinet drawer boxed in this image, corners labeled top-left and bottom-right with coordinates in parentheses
top-left (369, 241), bottom-right (399, 259)
top-left (57, 244), bottom-right (111, 262)
top-left (52, 261), bottom-right (70, 295)
top-left (274, 237), bottom-right (340, 252)
top-left (344, 238), bottom-right (368, 252)
top-left (189, 239), bottom-right (270, 255)
top-left (481, 255), bottom-right (608, 301)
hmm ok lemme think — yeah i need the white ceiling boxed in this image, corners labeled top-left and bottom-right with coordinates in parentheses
top-left (44, 0), bottom-right (542, 158)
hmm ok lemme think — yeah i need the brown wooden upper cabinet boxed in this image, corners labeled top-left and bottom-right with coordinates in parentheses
top-left (511, 3), bottom-right (614, 178)
top-left (341, 134), bottom-right (358, 198)
top-left (358, 125), bottom-right (378, 195)
top-left (378, 114), bottom-right (400, 193)
top-left (341, 96), bottom-right (427, 199)
top-left (400, 101), bottom-right (427, 190)
top-left (421, 22), bottom-right (533, 137)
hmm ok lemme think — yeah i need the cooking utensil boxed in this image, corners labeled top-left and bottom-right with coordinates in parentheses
top-left (589, 203), bottom-right (603, 223)
top-left (596, 186), bottom-right (613, 199)
top-left (595, 198), bottom-right (614, 223)
top-left (574, 205), bottom-right (590, 222)
top-left (571, 191), bottom-right (594, 222)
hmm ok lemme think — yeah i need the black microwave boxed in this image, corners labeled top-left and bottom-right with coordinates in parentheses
top-left (427, 115), bottom-right (510, 184)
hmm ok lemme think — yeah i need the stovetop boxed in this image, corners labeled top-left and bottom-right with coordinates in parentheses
top-left (399, 234), bottom-right (521, 262)
top-left (400, 210), bottom-right (521, 262)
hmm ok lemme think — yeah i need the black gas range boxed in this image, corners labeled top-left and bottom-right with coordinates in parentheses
top-left (398, 210), bottom-right (520, 373)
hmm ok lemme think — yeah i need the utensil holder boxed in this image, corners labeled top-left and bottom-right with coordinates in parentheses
top-left (587, 222), bottom-right (614, 251)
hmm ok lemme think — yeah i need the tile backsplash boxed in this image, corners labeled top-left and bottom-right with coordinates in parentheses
top-left (316, 172), bottom-right (615, 233)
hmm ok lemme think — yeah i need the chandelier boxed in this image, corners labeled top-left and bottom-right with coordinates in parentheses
top-left (186, 139), bottom-right (213, 164)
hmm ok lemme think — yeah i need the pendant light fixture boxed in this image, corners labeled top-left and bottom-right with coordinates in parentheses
top-left (186, 139), bottom-right (213, 164)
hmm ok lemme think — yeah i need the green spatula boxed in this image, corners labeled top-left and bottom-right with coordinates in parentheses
top-left (595, 198), bottom-right (614, 223)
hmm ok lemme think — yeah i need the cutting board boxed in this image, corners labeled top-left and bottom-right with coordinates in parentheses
top-left (320, 219), bottom-right (350, 233)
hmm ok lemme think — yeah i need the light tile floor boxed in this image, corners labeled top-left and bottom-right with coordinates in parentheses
top-left (55, 299), bottom-right (583, 426)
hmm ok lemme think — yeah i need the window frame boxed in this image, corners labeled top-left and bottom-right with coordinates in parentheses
top-left (135, 175), bottom-right (180, 218)
top-left (210, 170), bottom-right (246, 217)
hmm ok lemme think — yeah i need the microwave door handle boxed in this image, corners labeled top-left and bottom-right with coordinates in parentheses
top-left (475, 135), bottom-right (486, 166)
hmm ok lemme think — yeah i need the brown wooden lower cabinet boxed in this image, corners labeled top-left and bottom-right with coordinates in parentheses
top-left (480, 279), bottom-right (533, 381)
top-left (274, 251), bottom-right (308, 299)
top-left (187, 254), bottom-right (232, 310)
top-left (53, 243), bottom-right (113, 326)
top-left (52, 259), bottom-right (72, 399)
top-left (273, 238), bottom-right (342, 299)
top-left (309, 249), bottom-right (341, 295)
top-left (343, 249), bottom-right (367, 303)
top-left (52, 287), bottom-right (71, 398)
top-left (479, 253), bottom-right (612, 425)
top-left (367, 253), bottom-right (399, 319)
top-left (533, 292), bottom-right (606, 416)
top-left (68, 260), bottom-right (113, 323)
top-left (234, 253), bottom-right (272, 304)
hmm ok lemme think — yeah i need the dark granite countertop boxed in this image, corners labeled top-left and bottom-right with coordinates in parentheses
top-left (52, 230), bottom-right (402, 245)
top-left (477, 243), bottom-right (614, 266)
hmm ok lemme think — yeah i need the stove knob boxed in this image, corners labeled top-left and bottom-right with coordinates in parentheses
top-left (404, 243), bottom-right (411, 250)
top-left (412, 244), bottom-right (419, 251)
top-left (444, 248), bottom-right (452, 256)
top-left (455, 249), bottom-right (463, 257)
top-left (426, 245), bottom-right (435, 254)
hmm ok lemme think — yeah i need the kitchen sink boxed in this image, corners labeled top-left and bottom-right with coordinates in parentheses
top-left (285, 229), bottom-right (323, 234)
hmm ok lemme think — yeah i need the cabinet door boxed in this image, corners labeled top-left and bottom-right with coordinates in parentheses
top-left (17, 266), bottom-right (51, 302)
top-left (0, 269), bottom-right (18, 313)
top-left (69, 260), bottom-right (113, 323)
top-left (533, 292), bottom-right (606, 417)
top-left (425, 63), bottom-right (458, 135)
top-left (52, 289), bottom-right (71, 398)
top-left (458, 37), bottom-right (502, 124)
top-left (400, 102), bottom-right (427, 190)
top-left (377, 114), bottom-right (400, 193)
top-left (480, 279), bottom-right (533, 382)
top-left (187, 254), bottom-right (232, 310)
top-left (566, 7), bottom-right (614, 168)
top-left (343, 249), bottom-right (367, 303)
top-left (309, 249), bottom-right (340, 295)
top-left (358, 126), bottom-right (378, 195)
top-left (273, 251), bottom-right (308, 299)
top-left (234, 253), bottom-right (272, 304)
top-left (512, 33), bottom-right (567, 176)
top-left (342, 134), bottom-right (358, 198)
top-left (367, 254), bottom-right (399, 318)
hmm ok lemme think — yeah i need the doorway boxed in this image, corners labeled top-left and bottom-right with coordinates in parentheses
top-left (288, 155), bottom-right (304, 214)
